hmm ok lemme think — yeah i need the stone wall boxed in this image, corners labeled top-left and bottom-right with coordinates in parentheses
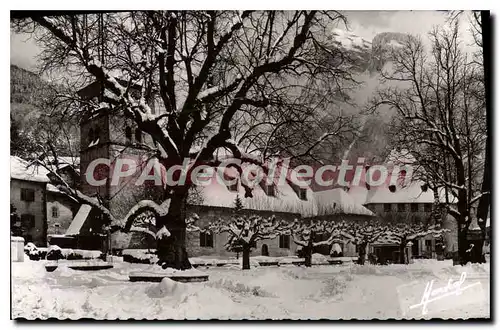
top-left (185, 205), bottom-right (300, 258)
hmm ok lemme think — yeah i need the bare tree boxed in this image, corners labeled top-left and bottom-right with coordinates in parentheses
top-left (369, 21), bottom-right (486, 264)
top-left (12, 11), bottom-right (357, 269)
top-left (289, 219), bottom-right (347, 267)
top-left (340, 221), bottom-right (387, 265)
top-left (381, 223), bottom-right (450, 264)
top-left (210, 214), bottom-right (289, 270)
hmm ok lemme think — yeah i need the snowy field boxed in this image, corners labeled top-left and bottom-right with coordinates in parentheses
top-left (12, 256), bottom-right (490, 320)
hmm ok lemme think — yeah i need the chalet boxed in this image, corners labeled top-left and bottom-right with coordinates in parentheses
top-left (10, 156), bottom-right (79, 246)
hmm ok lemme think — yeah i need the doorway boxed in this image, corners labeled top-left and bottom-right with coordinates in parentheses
top-left (261, 244), bottom-right (269, 256)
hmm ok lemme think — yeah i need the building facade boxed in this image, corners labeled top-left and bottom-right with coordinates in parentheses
top-left (11, 156), bottom-right (79, 247)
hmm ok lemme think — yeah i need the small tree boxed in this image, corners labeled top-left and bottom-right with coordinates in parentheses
top-left (289, 219), bottom-right (346, 267)
top-left (381, 223), bottom-right (450, 264)
top-left (229, 195), bottom-right (245, 259)
top-left (234, 195), bottom-right (244, 213)
top-left (341, 221), bottom-right (387, 265)
top-left (211, 214), bottom-right (288, 270)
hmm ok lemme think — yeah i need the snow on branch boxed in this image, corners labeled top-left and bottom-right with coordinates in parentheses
top-left (211, 214), bottom-right (288, 247)
top-left (121, 200), bottom-right (168, 230)
top-left (156, 226), bottom-right (171, 239)
top-left (186, 213), bottom-right (211, 233)
top-left (289, 219), bottom-right (350, 247)
top-left (379, 223), bottom-right (450, 245)
top-left (340, 221), bottom-right (388, 246)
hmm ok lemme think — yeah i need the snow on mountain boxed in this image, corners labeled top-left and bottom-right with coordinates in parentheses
top-left (330, 28), bottom-right (372, 52)
top-left (328, 29), bottom-right (410, 74)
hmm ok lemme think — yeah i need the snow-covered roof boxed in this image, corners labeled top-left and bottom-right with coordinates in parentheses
top-left (10, 156), bottom-right (49, 183)
top-left (363, 183), bottom-right (456, 204)
top-left (314, 188), bottom-right (374, 216)
top-left (47, 183), bottom-right (62, 193)
top-left (11, 156), bottom-right (80, 197)
top-left (33, 156), bottom-right (80, 173)
top-left (190, 164), bottom-right (318, 217)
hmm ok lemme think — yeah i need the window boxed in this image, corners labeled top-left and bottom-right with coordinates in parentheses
top-left (20, 188), bottom-right (35, 202)
top-left (421, 184), bottom-right (429, 192)
top-left (384, 203), bottom-right (392, 212)
top-left (398, 203), bottom-right (406, 212)
top-left (279, 235), bottom-right (290, 249)
top-left (51, 206), bottom-right (59, 218)
top-left (20, 214), bottom-right (35, 229)
top-left (411, 203), bottom-right (419, 212)
top-left (135, 128), bottom-right (143, 143)
top-left (389, 185), bottom-right (396, 193)
top-left (299, 189), bottom-right (307, 201)
top-left (125, 126), bottom-right (132, 143)
top-left (199, 231), bottom-right (214, 248)
top-left (266, 184), bottom-right (276, 197)
top-left (424, 204), bottom-right (432, 212)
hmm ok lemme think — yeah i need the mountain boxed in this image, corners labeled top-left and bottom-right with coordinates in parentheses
top-left (10, 65), bottom-right (80, 159)
top-left (323, 29), bottom-right (411, 164)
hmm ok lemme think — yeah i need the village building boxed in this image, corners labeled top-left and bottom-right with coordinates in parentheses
top-left (10, 156), bottom-right (79, 246)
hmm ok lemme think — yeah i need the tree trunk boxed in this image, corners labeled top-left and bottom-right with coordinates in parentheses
top-left (242, 244), bottom-right (250, 270)
top-left (304, 237), bottom-right (314, 267)
top-left (458, 227), bottom-right (469, 265)
top-left (156, 189), bottom-right (192, 270)
top-left (399, 238), bottom-right (407, 264)
top-left (304, 246), bottom-right (312, 267)
top-left (357, 242), bottom-right (367, 265)
top-left (475, 11), bottom-right (491, 265)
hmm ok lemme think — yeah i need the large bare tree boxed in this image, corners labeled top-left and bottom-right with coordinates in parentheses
top-left (12, 11), bottom-right (357, 269)
top-left (369, 21), bottom-right (487, 264)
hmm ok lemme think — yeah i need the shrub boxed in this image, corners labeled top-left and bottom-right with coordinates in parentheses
top-left (46, 249), bottom-right (64, 261)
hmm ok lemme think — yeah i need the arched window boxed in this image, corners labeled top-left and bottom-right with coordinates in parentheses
top-left (200, 231), bottom-right (214, 248)
top-left (51, 206), bottom-right (59, 218)
top-left (135, 128), bottom-right (143, 143)
top-left (125, 126), bottom-right (132, 143)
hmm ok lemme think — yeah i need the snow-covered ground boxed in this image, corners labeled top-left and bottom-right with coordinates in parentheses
top-left (11, 256), bottom-right (490, 320)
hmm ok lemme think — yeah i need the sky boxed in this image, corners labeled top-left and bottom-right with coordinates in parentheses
top-left (10, 11), bottom-right (476, 73)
